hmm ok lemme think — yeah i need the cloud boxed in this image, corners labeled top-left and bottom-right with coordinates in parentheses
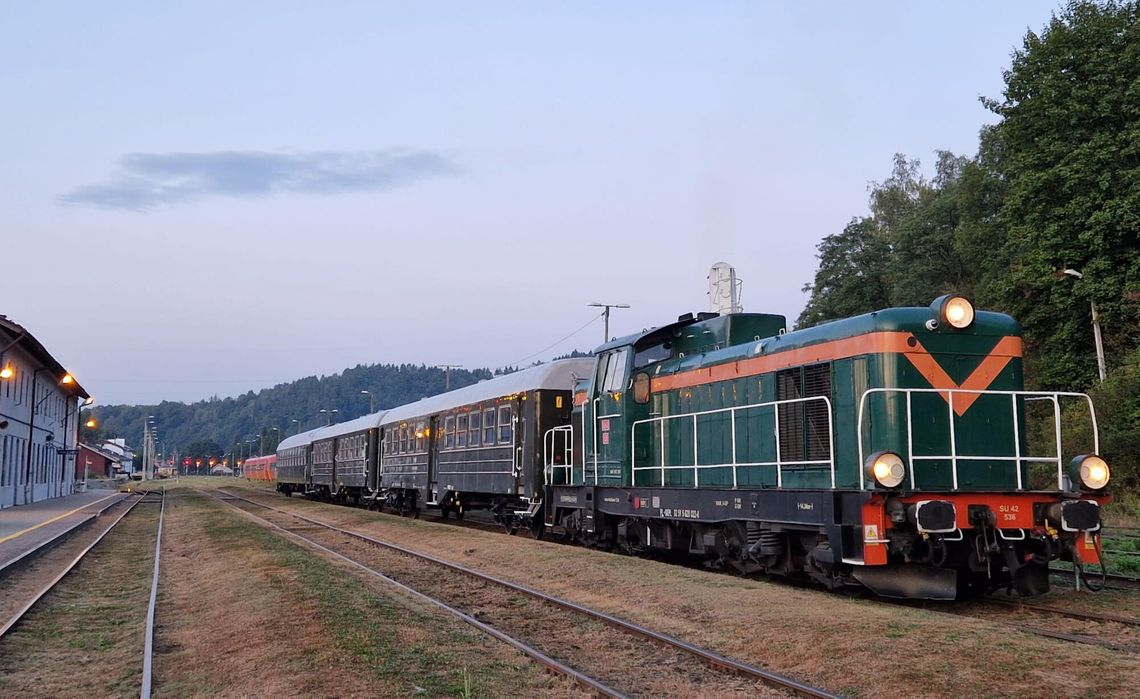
top-left (59, 149), bottom-right (457, 211)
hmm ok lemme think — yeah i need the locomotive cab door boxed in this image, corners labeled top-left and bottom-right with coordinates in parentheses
top-left (587, 347), bottom-right (631, 485)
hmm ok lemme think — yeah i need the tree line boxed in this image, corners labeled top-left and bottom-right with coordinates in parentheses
top-left (799, 1), bottom-right (1140, 489)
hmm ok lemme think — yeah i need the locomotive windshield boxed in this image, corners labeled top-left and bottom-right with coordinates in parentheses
top-left (633, 340), bottom-right (672, 369)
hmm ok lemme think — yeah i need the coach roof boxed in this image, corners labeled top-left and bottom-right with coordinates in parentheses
top-left (276, 425), bottom-right (334, 451)
top-left (381, 358), bottom-right (594, 425)
top-left (313, 410), bottom-right (389, 441)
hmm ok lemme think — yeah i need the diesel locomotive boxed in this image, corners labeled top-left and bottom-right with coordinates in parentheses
top-left (276, 295), bottom-right (1111, 599)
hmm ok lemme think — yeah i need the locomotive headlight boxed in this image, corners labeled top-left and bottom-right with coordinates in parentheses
top-left (1070, 454), bottom-right (1110, 490)
top-left (933, 294), bottom-right (975, 330)
top-left (866, 451), bottom-right (906, 489)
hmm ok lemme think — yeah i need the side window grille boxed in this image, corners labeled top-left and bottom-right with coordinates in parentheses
top-left (776, 363), bottom-right (832, 464)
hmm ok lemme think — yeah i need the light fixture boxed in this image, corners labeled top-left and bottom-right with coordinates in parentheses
top-left (866, 451), bottom-right (906, 489)
top-left (932, 295), bottom-right (975, 330)
top-left (85, 419), bottom-right (97, 429)
top-left (1070, 454), bottom-right (1110, 491)
top-left (60, 373), bottom-right (75, 385)
top-left (0, 366), bottom-right (12, 380)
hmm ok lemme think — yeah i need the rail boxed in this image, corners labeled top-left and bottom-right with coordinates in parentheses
top-left (141, 487), bottom-right (166, 698)
top-left (631, 396), bottom-right (836, 489)
top-left (212, 488), bottom-right (839, 698)
top-left (0, 494), bottom-right (143, 639)
top-left (856, 388), bottom-right (1098, 491)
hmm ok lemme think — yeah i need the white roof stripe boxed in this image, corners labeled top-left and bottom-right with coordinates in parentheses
top-left (381, 358), bottom-right (594, 425)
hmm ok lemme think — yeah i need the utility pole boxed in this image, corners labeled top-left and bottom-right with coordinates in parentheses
top-left (587, 302), bottom-right (630, 344)
top-left (1060, 268), bottom-right (1107, 382)
top-left (437, 365), bottom-right (463, 391)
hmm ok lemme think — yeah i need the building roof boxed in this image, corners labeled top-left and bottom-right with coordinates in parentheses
top-left (79, 441), bottom-right (122, 463)
top-left (381, 358), bottom-right (594, 425)
top-left (0, 315), bottom-right (91, 399)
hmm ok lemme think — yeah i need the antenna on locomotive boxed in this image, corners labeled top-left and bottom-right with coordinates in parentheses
top-left (707, 262), bottom-right (743, 314)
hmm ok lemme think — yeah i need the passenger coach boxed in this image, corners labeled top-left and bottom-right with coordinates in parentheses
top-left (377, 358), bottom-right (593, 522)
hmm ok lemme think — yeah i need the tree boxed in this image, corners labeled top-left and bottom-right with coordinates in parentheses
top-left (982, 0), bottom-right (1140, 389)
top-left (798, 217), bottom-right (893, 328)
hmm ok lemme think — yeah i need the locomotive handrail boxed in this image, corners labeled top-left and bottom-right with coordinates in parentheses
top-left (629, 396), bottom-right (836, 490)
top-left (543, 424), bottom-right (575, 486)
top-left (856, 388), bottom-right (1098, 492)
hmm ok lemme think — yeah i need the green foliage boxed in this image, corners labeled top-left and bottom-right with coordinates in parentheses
top-left (982, 0), bottom-right (1140, 388)
top-left (90, 363), bottom-right (493, 456)
top-left (798, 152), bottom-right (988, 328)
top-left (1063, 349), bottom-right (1140, 490)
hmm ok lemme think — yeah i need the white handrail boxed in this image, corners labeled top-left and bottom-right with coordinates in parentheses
top-left (630, 396), bottom-right (835, 489)
top-left (543, 424), bottom-right (574, 486)
top-left (856, 388), bottom-right (1098, 491)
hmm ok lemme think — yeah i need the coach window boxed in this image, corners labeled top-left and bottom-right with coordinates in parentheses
top-left (457, 413), bottom-right (468, 447)
top-left (444, 416), bottom-right (455, 448)
top-left (498, 405), bottom-right (512, 443)
top-left (470, 411), bottom-right (481, 447)
top-left (400, 426), bottom-right (409, 453)
top-left (415, 420), bottom-right (425, 452)
top-left (483, 408), bottom-right (495, 444)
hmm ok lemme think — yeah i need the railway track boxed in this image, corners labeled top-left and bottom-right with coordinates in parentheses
top-left (0, 493), bottom-right (127, 578)
top-left (0, 493), bottom-right (143, 638)
top-left (208, 488), bottom-right (838, 699)
top-left (0, 488), bottom-right (167, 698)
top-left (1049, 567), bottom-right (1140, 592)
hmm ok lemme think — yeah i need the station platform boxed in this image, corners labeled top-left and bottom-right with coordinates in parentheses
top-left (0, 489), bottom-right (127, 570)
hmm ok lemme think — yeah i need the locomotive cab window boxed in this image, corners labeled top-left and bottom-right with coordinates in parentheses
top-left (597, 348), bottom-right (630, 394)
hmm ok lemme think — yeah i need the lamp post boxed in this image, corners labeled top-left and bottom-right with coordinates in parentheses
top-left (319, 409), bottom-right (338, 426)
top-left (1061, 268), bottom-right (1107, 382)
top-left (361, 390), bottom-right (375, 413)
top-left (587, 302), bottom-right (631, 344)
top-left (291, 419), bottom-right (300, 435)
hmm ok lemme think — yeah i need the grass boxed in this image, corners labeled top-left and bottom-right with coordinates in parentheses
top-left (197, 496), bottom-right (537, 698)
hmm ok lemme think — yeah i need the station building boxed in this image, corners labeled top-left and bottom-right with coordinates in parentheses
top-left (0, 315), bottom-right (91, 508)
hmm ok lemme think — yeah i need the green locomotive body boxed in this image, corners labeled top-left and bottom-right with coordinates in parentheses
top-left (544, 297), bottom-right (1108, 598)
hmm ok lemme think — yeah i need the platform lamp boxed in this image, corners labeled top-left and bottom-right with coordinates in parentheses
top-left (361, 390), bottom-right (375, 414)
top-left (1059, 268), bottom-right (1107, 382)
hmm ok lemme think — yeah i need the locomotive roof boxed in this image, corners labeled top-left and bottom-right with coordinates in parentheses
top-left (648, 306), bottom-right (1021, 377)
top-left (312, 410), bottom-right (390, 442)
top-left (276, 425), bottom-right (334, 451)
top-left (380, 358), bottom-right (595, 425)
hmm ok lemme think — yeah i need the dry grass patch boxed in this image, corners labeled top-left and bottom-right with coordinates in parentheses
top-left (157, 491), bottom-right (579, 697)
top-left (245, 491), bottom-right (1140, 698)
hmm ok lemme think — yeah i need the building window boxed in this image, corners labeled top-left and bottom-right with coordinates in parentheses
top-left (498, 405), bottom-right (513, 443)
top-left (456, 413), bottom-right (468, 447)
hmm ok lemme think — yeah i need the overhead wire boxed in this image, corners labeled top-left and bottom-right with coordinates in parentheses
top-left (506, 311), bottom-right (603, 368)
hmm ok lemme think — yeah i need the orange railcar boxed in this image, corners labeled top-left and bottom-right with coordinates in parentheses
top-left (243, 454), bottom-right (277, 481)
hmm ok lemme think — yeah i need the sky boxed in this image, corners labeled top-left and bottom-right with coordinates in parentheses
top-left (0, 2), bottom-right (1062, 405)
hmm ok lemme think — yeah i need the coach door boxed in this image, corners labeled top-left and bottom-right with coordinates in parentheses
top-left (590, 347), bottom-right (630, 485)
top-left (427, 415), bottom-right (440, 503)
